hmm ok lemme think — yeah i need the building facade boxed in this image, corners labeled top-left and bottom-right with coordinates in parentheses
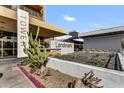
top-left (0, 5), bottom-right (69, 58)
top-left (79, 26), bottom-right (124, 52)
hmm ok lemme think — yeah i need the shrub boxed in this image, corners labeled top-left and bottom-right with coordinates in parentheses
top-left (91, 54), bottom-right (105, 67)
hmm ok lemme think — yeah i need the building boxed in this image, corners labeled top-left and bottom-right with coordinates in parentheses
top-left (0, 5), bottom-right (69, 58)
top-left (79, 26), bottom-right (124, 52)
top-left (63, 31), bottom-right (83, 51)
top-left (63, 38), bottom-right (83, 51)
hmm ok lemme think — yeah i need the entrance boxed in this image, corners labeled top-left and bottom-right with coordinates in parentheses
top-left (0, 31), bottom-right (17, 58)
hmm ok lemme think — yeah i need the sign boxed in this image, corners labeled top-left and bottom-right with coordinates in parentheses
top-left (50, 40), bottom-right (74, 55)
top-left (17, 9), bottom-right (29, 58)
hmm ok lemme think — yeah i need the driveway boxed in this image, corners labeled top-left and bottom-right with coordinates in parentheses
top-left (0, 60), bottom-right (35, 88)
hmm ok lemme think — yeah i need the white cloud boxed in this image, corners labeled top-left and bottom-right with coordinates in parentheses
top-left (55, 35), bottom-right (72, 40)
top-left (63, 15), bottom-right (77, 21)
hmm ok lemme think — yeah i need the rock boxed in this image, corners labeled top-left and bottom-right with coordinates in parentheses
top-left (73, 79), bottom-right (85, 88)
top-left (68, 79), bottom-right (85, 88)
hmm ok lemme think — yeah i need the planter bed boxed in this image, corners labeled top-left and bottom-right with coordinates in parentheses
top-left (17, 64), bottom-right (45, 88)
top-left (47, 58), bottom-right (124, 88)
top-left (56, 51), bottom-right (122, 71)
top-left (20, 65), bottom-right (77, 88)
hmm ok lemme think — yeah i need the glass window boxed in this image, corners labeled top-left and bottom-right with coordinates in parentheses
top-left (0, 31), bottom-right (17, 58)
top-left (20, 6), bottom-right (41, 18)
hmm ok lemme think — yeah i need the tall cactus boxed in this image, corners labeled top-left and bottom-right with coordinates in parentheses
top-left (121, 38), bottom-right (124, 55)
top-left (121, 38), bottom-right (124, 49)
top-left (23, 28), bottom-right (49, 69)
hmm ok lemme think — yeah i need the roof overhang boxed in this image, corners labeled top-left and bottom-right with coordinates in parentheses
top-left (0, 6), bottom-right (69, 38)
top-left (79, 26), bottom-right (124, 38)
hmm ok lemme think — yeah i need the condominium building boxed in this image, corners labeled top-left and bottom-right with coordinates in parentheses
top-left (0, 5), bottom-right (69, 58)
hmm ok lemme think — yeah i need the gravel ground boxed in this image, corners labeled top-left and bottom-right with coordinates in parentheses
top-left (56, 51), bottom-right (118, 70)
top-left (36, 68), bottom-right (77, 88)
top-left (24, 66), bottom-right (78, 88)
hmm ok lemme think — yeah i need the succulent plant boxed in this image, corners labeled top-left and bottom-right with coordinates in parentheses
top-left (23, 27), bottom-right (49, 69)
top-left (0, 73), bottom-right (3, 78)
top-left (121, 38), bottom-right (124, 49)
top-left (68, 71), bottom-right (103, 88)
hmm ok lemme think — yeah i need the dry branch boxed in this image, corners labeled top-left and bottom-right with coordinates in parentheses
top-left (68, 71), bottom-right (103, 88)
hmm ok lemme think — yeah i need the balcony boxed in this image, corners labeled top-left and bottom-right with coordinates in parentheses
top-left (0, 6), bottom-right (69, 38)
top-left (2, 5), bottom-right (44, 21)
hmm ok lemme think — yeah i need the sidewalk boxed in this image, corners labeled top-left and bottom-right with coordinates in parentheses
top-left (0, 63), bottom-right (35, 88)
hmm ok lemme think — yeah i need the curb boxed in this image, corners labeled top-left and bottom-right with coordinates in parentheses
top-left (17, 64), bottom-right (46, 88)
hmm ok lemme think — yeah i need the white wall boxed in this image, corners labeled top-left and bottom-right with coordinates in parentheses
top-left (83, 34), bottom-right (124, 52)
top-left (47, 58), bottom-right (124, 88)
top-left (50, 40), bottom-right (74, 55)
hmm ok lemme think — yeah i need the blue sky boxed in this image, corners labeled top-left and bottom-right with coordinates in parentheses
top-left (46, 5), bottom-right (124, 33)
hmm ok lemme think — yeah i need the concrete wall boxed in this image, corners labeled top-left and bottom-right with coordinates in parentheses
top-left (83, 34), bottom-right (124, 52)
top-left (50, 40), bottom-right (74, 55)
top-left (47, 58), bottom-right (124, 88)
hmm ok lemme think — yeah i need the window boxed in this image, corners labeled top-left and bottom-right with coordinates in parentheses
top-left (20, 6), bottom-right (41, 18)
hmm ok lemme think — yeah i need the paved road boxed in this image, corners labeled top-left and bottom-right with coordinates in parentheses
top-left (0, 62), bottom-right (35, 88)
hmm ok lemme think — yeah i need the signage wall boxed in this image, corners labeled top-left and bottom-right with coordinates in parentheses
top-left (17, 9), bottom-right (29, 58)
top-left (50, 40), bottom-right (74, 55)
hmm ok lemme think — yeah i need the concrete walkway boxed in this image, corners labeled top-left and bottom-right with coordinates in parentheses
top-left (0, 63), bottom-right (35, 88)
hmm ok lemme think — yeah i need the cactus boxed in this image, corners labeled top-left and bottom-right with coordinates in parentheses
top-left (68, 71), bottom-right (103, 88)
top-left (105, 53), bottom-right (115, 68)
top-left (121, 39), bottom-right (124, 55)
top-left (23, 31), bottom-right (49, 69)
top-left (0, 73), bottom-right (3, 78)
top-left (121, 38), bottom-right (124, 49)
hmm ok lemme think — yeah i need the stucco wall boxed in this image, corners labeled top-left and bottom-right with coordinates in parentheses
top-left (47, 58), bottom-right (124, 88)
top-left (50, 40), bottom-right (74, 55)
top-left (83, 34), bottom-right (124, 52)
